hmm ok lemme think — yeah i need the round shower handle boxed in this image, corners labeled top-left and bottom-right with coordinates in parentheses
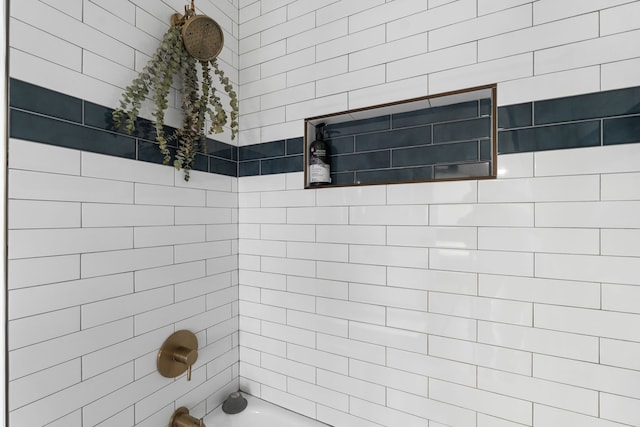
top-left (158, 330), bottom-right (199, 381)
top-left (173, 345), bottom-right (198, 381)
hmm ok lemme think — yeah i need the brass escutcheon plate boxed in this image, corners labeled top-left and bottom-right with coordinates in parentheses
top-left (157, 330), bottom-right (198, 379)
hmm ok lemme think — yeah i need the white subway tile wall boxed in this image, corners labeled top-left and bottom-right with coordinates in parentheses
top-left (8, 0), bottom-right (640, 426)
top-left (237, 140), bottom-right (640, 427)
top-left (7, 140), bottom-right (239, 425)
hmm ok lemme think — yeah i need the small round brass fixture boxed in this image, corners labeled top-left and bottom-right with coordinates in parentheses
top-left (182, 15), bottom-right (224, 61)
top-left (171, 0), bottom-right (224, 61)
top-left (157, 330), bottom-right (199, 381)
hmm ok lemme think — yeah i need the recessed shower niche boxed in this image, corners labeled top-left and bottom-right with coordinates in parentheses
top-left (304, 84), bottom-right (497, 188)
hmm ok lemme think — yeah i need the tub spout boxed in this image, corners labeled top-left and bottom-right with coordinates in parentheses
top-left (170, 407), bottom-right (206, 427)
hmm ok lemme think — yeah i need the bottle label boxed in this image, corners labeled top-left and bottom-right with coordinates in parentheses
top-left (310, 163), bottom-right (330, 183)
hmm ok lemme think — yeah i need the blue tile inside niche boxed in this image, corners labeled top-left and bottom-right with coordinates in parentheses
top-left (324, 115), bottom-right (390, 137)
top-left (393, 140), bottom-right (479, 167)
top-left (356, 166), bottom-right (434, 184)
top-left (330, 171), bottom-right (356, 185)
top-left (331, 150), bottom-right (390, 173)
top-left (326, 135), bottom-right (355, 155)
top-left (392, 100), bottom-right (478, 129)
top-left (433, 117), bottom-right (490, 144)
top-left (435, 162), bottom-right (491, 180)
top-left (355, 126), bottom-right (432, 152)
top-left (480, 140), bottom-right (492, 161)
top-left (480, 98), bottom-right (492, 116)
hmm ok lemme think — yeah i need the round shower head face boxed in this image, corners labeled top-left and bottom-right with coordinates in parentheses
top-left (181, 15), bottom-right (224, 61)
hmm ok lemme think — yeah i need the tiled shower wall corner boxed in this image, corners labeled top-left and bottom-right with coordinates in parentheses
top-left (8, 0), bottom-right (242, 425)
top-left (237, 143), bottom-right (640, 427)
top-left (8, 139), bottom-right (240, 426)
top-left (7, 0), bottom-right (640, 427)
top-left (235, 1), bottom-right (640, 427)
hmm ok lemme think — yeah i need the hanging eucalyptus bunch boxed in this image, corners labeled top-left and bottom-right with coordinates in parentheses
top-left (113, 20), bottom-right (238, 181)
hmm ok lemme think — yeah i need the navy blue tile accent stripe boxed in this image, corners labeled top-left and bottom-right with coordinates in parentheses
top-left (237, 137), bottom-right (305, 175)
top-left (603, 116), bottom-right (640, 146)
top-left (10, 78), bottom-right (82, 123)
top-left (499, 121), bottom-right (601, 154)
top-left (9, 79), bottom-right (640, 180)
top-left (497, 86), bottom-right (640, 155)
top-left (9, 78), bottom-right (238, 177)
top-left (10, 109), bottom-right (137, 158)
top-left (533, 86), bottom-right (640, 125)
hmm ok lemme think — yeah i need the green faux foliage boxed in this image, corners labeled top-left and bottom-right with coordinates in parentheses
top-left (113, 24), bottom-right (239, 181)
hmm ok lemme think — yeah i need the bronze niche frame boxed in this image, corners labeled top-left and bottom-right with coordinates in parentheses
top-left (303, 83), bottom-right (498, 189)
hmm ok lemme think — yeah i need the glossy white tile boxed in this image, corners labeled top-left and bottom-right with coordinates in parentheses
top-left (477, 175), bottom-right (599, 203)
top-left (479, 367), bottom-right (598, 416)
top-left (600, 393), bottom-right (640, 426)
top-left (429, 292), bottom-right (532, 326)
top-left (534, 353), bottom-right (640, 400)
top-left (349, 244), bottom-right (429, 268)
top-left (536, 253), bottom-right (640, 286)
top-left (478, 226), bottom-right (600, 254)
top-left (534, 144), bottom-right (640, 176)
top-left (429, 335), bottom-right (531, 375)
top-left (601, 172), bottom-right (640, 201)
top-left (387, 180), bottom-right (477, 205)
top-left (429, 378), bottom-right (532, 425)
top-left (535, 201), bottom-right (640, 228)
top-left (430, 248), bottom-right (534, 277)
top-left (602, 229), bottom-right (640, 257)
top-left (496, 152), bottom-right (534, 178)
top-left (479, 274), bottom-right (600, 308)
top-left (349, 283), bottom-right (427, 311)
top-left (317, 369), bottom-right (386, 406)
top-left (430, 203), bottom-right (534, 227)
top-left (316, 260), bottom-right (386, 285)
top-left (602, 283), bottom-right (640, 314)
top-left (387, 267), bottom-right (478, 295)
top-left (350, 205), bottom-right (428, 225)
top-left (388, 347), bottom-right (476, 387)
top-left (478, 321), bottom-right (599, 362)
top-left (535, 304), bottom-right (640, 342)
top-left (387, 226), bottom-right (477, 249)
top-left (601, 338), bottom-right (640, 371)
top-left (387, 307), bottom-right (477, 341)
top-left (316, 185), bottom-right (386, 206)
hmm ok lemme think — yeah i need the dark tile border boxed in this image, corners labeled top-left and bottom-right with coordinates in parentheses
top-left (9, 79), bottom-right (238, 177)
top-left (9, 79), bottom-right (640, 179)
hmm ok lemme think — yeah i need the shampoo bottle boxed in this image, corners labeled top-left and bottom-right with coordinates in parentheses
top-left (309, 123), bottom-right (331, 185)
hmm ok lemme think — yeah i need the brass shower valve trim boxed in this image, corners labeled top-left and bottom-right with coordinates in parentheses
top-left (157, 330), bottom-right (199, 381)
